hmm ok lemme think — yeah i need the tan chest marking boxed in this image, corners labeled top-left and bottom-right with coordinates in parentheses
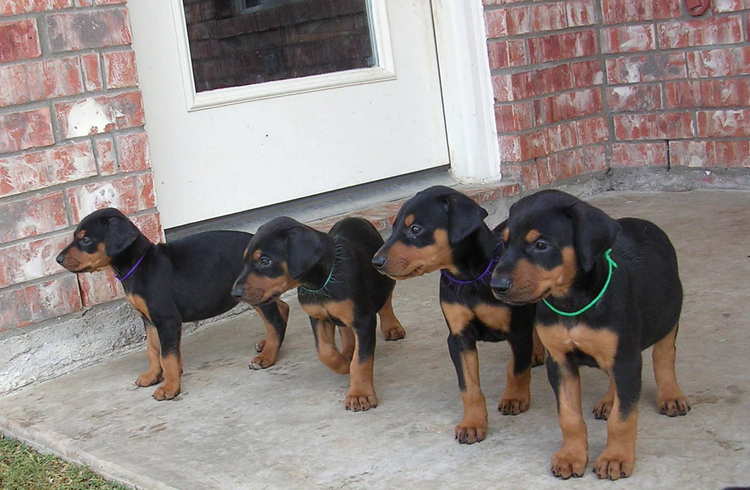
top-left (303, 299), bottom-right (355, 327)
top-left (441, 302), bottom-right (474, 335)
top-left (536, 323), bottom-right (618, 370)
top-left (127, 294), bottom-right (152, 322)
top-left (474, 304), bottom-right (511, 333)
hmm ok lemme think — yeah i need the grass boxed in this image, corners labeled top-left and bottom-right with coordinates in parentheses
top-left (0, 434), bottom-right (126, 490)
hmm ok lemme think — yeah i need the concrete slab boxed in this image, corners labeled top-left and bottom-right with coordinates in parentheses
top-left (1, 190), bottom-right (748, 489)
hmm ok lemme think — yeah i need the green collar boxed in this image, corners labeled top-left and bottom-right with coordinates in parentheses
top-left (542, 249), bottom-right (618, 317)
top-left (299, 262), bottom-right (335, 294)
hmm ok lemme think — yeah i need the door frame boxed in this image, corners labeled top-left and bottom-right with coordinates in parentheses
top-left (431, 0), bottom-right (501, 183)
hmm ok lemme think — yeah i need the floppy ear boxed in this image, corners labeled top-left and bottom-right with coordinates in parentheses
top-left (105, 216), bottom-right (140, 256)
top-left (286, 226), bottom-right (326, 279)
top-left (566, 201), bottom-right (621, 272)
top-left (443, 193), bottom-right (489, 244)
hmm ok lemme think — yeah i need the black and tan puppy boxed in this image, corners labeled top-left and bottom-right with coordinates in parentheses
top-left (490, 190), bottom-right (690, 480)
top-left (371, 186), bottom-right (542, 444)
top-left (56, 208), bottom-right (290, 400)
top-left (231, 216), bottom-right (405, 411)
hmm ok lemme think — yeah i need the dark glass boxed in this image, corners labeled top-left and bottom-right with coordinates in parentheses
top-left (183, 0), bottom-right (375, 92)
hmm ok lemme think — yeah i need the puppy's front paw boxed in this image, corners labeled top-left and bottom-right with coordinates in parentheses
top-left (592, 399), bottom-right (613, 420)
top-left (381, 323), bottom-right (406, 341)
top-left (135, 371), bottom-right (162, 387)
top-left (658, 396), bottom-right (690, 417)
top-left (152, 383), bottom-right (180, 401)
top-left (551, 447), bottom-right (587, 479)
top-left (498, 394), bottom-right (530, 415)
top-left (593, 450), bottom-right (634, 480)
top-left (249, 353), bottom-right (276, 370)
top-left (454, 420), bottom-right (487, 444)
top-left (344, 392), bottom-right (378, 412)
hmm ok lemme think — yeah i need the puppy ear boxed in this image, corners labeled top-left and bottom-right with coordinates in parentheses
top-left (286, 226), bottom-right (326, 279)
top-left (566, 201), bottom-right (621, 272)
top-left (443, 193), bottom-right (488, 244)
top-left (105, 215), bottom-right (141, 256)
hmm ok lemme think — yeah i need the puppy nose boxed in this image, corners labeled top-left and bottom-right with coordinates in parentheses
top-left (56, 253), bottom-right (65, 265)
top-left (371, 254), bottom-right (387, 269)
top-left (491, 276), bottom-right (513, 294)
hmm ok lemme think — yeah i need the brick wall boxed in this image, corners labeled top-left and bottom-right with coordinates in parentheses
top-left (485, 0), bottom-right (750, 189)
top-left (0, 0), bottom-right (162, 331)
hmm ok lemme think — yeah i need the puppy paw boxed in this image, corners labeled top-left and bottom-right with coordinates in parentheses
top-left (344, 392), bottom-right (378, 412)
top-left (248, 353), bottom-right (276, 370)
top-left (658, 396), bottom-right (691, 417)
top-left (498, 395), bottom-right (530, 415)
top-left (550, 448), bottom-right (587, 479)
top-left (134, 371), bottom-right (162, 387)
top-left (592, 399), bottom-right (613, 420)
top-left (454, 421), bottom-right (487, 444)
top-left (152, 384), bottom-right (180, 401)
top-left (593, 450), bottom-right (634, 480)
top-left (381, 324), bottom-right (406, 341)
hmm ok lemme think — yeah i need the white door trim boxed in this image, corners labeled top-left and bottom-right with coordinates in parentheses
top-left (171, 0), bottom-right (396, 111)
top-left (431, 0), bottom-right (501, 183)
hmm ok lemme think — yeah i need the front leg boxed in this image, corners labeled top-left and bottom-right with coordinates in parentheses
top-left (345, 313), bottom-right (378, 411)
top-left (250, 299), bottom-right (290, 370)
top-left (152, 318), bottom-right (182, 401)
top-left (593, 355), bottom-right (641, 480)
top-left (547, 356), bottom-right (588, 479)
top-left (443, 302), bottom-right (486, 444)
top-left (498, 328), bottom-right (534, 415)
top-left (135, 322), bottom-right (163, 387)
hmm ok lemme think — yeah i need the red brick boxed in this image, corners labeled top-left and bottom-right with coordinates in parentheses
top-left (571, 60), bottom-right (604, 88)
top-left (686, 47), bottom-right (750, 77)
top-left (519, 130), bottom-right (549, 160)
top-left (0, 192), bottom-right (68, 243)
top-left (492, 74), bottom-right (514, 102)
top-left (103, 50), bottom-right (138, 89)
top-left (527, 30), bottom-right (597, 65)
top-left (46, 9), bottom-right (132, 52)
top-left (0, 234), bottom-right (70, 288)
top-left (714, 0), bottom-right (750, 11)
top-left (601, 0), bottom-right (681, 23)
top-left (0, 19), bottom-right (41, 63)
top-left (81, 53), bottom-right (102, 91)
top-left (485, 10), bottom-right (507, 38)
top-left (0, 141), bottom-right (97, 198)
top-left (0, 57), bottom-right (83, 108)
top-left (657, 16), bottom-right (743, 49)
top-left (495, 102), bottom-right (535, 132)
top-left (116, 132), bottom-right (150, 172)
top-left (669, 140), bottom-right (750, 167)
top-left (77, 268), bottom-right (122, 307)
top-left (576, 116), bottom-right (610, 145)
top-left (607, 84), bottom-right (662, 112)
top-left (0, 275), bottom-right (81, 329)
top-left (611, 142), bottom-right (668, 167)
top-left (66, 173), bottom-right (156, 222)
top-left (55, 92), bottom-right (145, 138)
top-left (697, 109), bottom-right (750, 137)
top-left (499, 135), bottom-right (522, 162)
top-left (614, 112), bottom-right (694, 139)
top-left (505, 3), bottom-right (567, 36)
top-left (566, 0), bottom-right (596, 27)
top-left (0, 0), bottom-right (73, 15)
top-left (488, 41), bottom-right (509, 69)
top-left (549, 144), bottom-right (608, 181)
top-left (606, 53), bottom-right (687, 84)
top-left (94, 136), bottom-right (116, 175)
top-left (535, 88), bottom-right (602, 126)
top-left (514, 64), bottom-right (573, 99)
top-left (546, 120), bottom-right (578, 153)
top-left (489, 40), bottom-right (528, 69)
top-left (0, 107), bottom-right (54, 153)
top-left (601, 25), bottom-right (655, 54)
top-left (665, 79), bottom-right (750, 107)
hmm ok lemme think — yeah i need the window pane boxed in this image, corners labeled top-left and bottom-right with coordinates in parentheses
top-left (183, 0), bottom-right (376, 92)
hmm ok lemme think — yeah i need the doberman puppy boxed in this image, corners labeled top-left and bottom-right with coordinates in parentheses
top-left (56, 208), bottom-right (290, 400)
top-left (490, 190), bottom-right (690, 480)
top-left (231, 216), bottom-right (406, 411)
top-left (371, 186), bottom-right (543, 444)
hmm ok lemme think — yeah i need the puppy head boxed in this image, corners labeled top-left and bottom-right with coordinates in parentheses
top-left (372, 186), bottom-right (488, 279)
top-left (56, 208), bottom-right (140, 273)
top-left (232, 217), bottom-right (324, 305)
top-left (490, 190), bottom-right (620, 304)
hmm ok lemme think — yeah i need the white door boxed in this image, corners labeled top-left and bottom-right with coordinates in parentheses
top-left (129, 0), bottom-right (449, 228)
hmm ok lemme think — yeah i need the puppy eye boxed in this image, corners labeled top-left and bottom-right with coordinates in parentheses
top-left (79, 236), bottom-right (92, 246)
top-left (257, 255), bottom-right (272, 267)
top-left (409, 224), bottom-right (422, 235)
top-left (534, 239), bottom-right (549, 251)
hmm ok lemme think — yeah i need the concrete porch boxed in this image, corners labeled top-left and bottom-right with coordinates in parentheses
top-left (0, 189), bottom-right (748, 489)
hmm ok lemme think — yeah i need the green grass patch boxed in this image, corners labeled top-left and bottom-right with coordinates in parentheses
top-left (0, 434), bottom-right (126, 490)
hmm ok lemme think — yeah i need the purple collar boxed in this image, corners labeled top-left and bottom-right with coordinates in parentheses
top-left (441, 255), bottom-right (500, 286)
top-left (115, 255), bottom-right (145, 281)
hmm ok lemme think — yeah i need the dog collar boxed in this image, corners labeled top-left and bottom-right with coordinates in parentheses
top-left (441, 248), bottom-right (501, 287)
top-left (542, 248), bottom-right (618, 317)
top-left (115, 255), bottom-right (146, 282)
top-left (299, 262), bottom-right (335, 294)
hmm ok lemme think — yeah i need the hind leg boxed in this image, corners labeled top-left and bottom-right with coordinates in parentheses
top-left (377, 292), bottom-right (405, 341)
top-left (652, 325), bottom-right (690, 417)
top-left (592, 378), bottom-right (615, 420)
top-left (531, 327), bottom-right (546, 366)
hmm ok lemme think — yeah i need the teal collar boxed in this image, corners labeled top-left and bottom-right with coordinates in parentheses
top-left (542, 249), bottom-right (618, 317)
top-left (299, 262), bottom-right (335, 295)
